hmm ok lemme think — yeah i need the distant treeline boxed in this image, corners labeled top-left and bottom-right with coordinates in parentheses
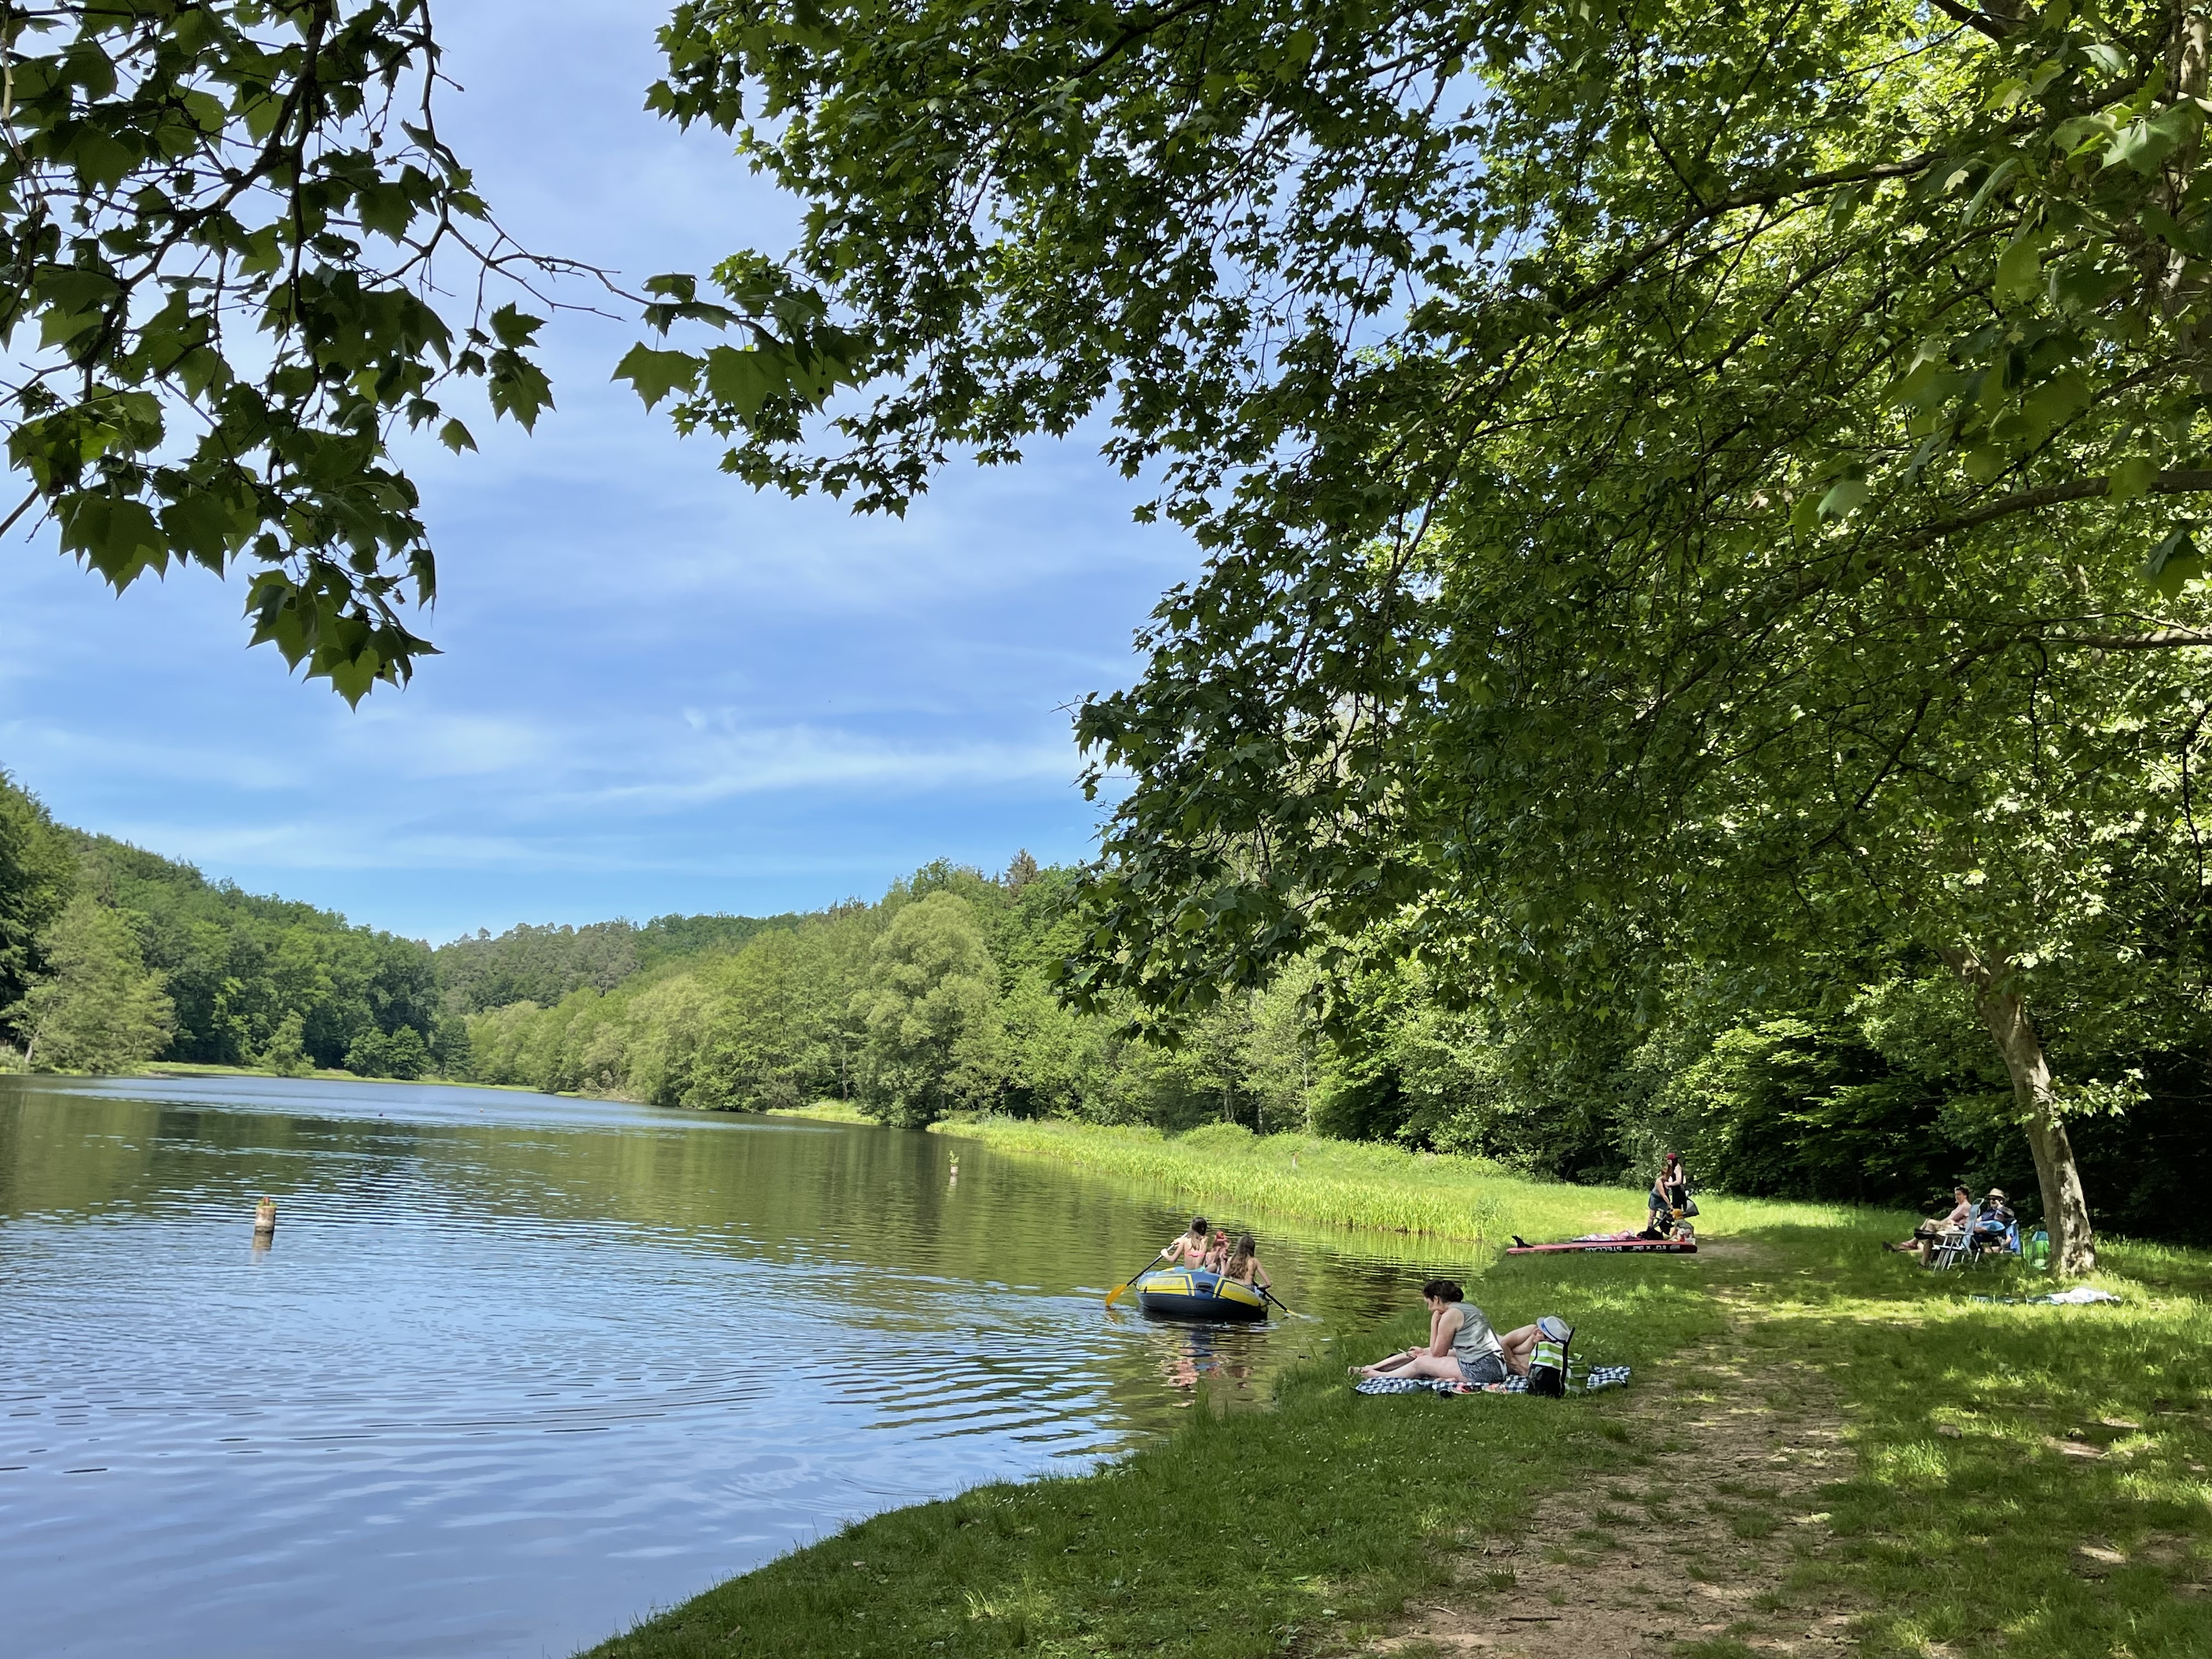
top-left (10, 767), bottom-right (2212, 1243)
top-left (464, 861), bottom-right (1319, 1133)
top-left (433, 912), bottom-right (807, 1014)
top-left (0, 769), bottom-right (808, 1084)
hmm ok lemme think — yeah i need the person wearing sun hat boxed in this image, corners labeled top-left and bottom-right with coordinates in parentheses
top-left (1973, 1187), bottom-right (2016, 1249)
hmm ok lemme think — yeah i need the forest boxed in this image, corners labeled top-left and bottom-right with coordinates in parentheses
top-left (8, 766), bottom-right (2210, 1245)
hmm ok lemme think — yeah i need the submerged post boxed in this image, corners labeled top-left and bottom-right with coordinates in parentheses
top-left (253, 1195), bottom-right (277, 1237)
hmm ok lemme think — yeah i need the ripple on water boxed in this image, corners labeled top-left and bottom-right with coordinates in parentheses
top-left (1, 1075), bottom-right (1465, 1659)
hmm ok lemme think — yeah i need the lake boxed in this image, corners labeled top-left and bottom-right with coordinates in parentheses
top-left (0, 1075), bottom-right (1472, 1658)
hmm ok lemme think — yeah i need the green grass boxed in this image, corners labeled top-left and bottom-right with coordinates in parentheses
top-left (1725, 1222), bottom-right (2212, 1659)
top-left (764, 1099), bottom-right (877, 1125)
top-left (582, 1245), bottom-right (1724, 1659)
top-left (582, 1171), bottom-right (2212, 1659)
top-left (931, 1115), bottom-right (1865, 1245)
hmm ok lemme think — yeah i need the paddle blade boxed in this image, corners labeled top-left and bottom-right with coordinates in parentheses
top-left (1104, 1253), bottom-right (1165, 1307)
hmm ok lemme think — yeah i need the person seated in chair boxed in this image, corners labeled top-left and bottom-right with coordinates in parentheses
top-left (1886, 1186), bottom-right (1971, 1265)
top-left (1971, 1188), bottom-right (2016, 1252)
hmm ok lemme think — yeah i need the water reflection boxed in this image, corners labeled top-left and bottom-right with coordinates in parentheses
top-left (0, 1075), bottom-right (1481, 1659)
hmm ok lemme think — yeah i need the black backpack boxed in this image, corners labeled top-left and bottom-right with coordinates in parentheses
top-left (1527, 1317), bottom-right (1573, 1397)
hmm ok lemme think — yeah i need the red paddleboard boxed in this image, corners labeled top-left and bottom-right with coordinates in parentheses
top-left (1506, 1231), bottom-right (1697, 1255)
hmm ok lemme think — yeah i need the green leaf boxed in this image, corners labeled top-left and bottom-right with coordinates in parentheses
top-left (2084, 42), bottom-right (2132, 78)
top-left (613, 343), bottom-right (703, 410)
top-left (2019, 370), bottom-right (2092, 435)
top-left (438, 419), bottom-right (477, 454)
top-left (2108, 455), bottom-right (2159, 500)
top-left (702, 344), bottom-right (780, 422)
top-left (2103, 106), bottom-right (2195, 176)
top-left (1816, 477), bottom-right (1870, 520)
top-left (2143, 524), bottom-right (2204, 599)
top-left (1992, 234), bottom-right (2044, 305)
top-left (487, 304), bottom-right (544, 349)
top-left (59, 493), bottom-right (165, 588)
top-left (1962, 444), bottom-right (2007, 482)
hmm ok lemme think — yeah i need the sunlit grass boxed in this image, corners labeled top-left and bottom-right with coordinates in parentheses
top-left (580, 1246), bottom-right (1721, 1659)
top-left (578, 1167), bottom-right (2212, 1659)
top-left (932, 1115), bottom-right (1874, 1245)
top-left (1737, 1222), bottom-right (2212, 1659)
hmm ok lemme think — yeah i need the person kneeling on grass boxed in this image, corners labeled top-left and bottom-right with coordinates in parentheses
top-left (1355, 1279), bottom-right (1521, 1389)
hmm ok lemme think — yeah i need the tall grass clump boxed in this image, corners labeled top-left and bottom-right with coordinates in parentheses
top-left (932, 1116), bottom-right (1863, 1244)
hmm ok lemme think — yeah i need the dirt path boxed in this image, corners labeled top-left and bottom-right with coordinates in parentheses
top-left (1362, 1242), bottom-right (1858, 1658)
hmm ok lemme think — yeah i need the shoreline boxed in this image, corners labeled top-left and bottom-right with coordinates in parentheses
top-left (583, 1115), bottom-right (2212, 1659)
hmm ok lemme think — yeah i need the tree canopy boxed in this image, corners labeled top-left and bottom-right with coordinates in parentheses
top-left (0, 1), bottom-right (856, 697)
top-left (641, 0), bottom-right (2212, 1269)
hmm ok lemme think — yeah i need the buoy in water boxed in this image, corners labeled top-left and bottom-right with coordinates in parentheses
top-left (253, 1196), bottom-right (277, 1237)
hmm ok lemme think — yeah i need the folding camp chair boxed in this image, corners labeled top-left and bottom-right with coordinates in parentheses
top-left (1926, 1205), bottom-right (1978, 1271)
top-left (1932, 1206), bottom-right (2022, 1272)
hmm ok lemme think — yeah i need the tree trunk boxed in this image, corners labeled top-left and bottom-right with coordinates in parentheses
top-left (1941, 947), bottom-right (2097, 1273)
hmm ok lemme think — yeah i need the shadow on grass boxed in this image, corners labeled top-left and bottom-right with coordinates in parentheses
top-left (1718, 1221), bottom-right (2212, 1659)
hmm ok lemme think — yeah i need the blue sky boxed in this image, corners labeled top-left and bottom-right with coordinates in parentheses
top-left (0, 1), bottom-right (1194, 944)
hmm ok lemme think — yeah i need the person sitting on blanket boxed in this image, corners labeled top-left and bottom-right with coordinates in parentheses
top-left (1353, 1279), bottom-right (1516, 1389)
top-left (1221, 1232), bottom-right (1272, 1292)
top-left (1884, 1186), bottom-right (1972, 1263)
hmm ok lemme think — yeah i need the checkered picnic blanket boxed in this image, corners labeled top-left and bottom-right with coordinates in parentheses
top-left (1354, 1364), bottom-right (1632, 1397)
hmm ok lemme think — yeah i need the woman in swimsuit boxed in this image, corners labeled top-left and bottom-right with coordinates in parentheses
top-left (1161, 1217), bottom-right (1214, 1271)
top-left (1221, 1233), bottom-right (1271, 1291)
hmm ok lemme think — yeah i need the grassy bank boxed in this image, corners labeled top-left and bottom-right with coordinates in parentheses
top-left (764, 1100), bottom-right (876, 1125)
top-left (587, 1213), bottom-right (2212, 1659)
top-left (580, 1111), bottom-right (2212, 1658)
top-left (586, 1238), bottom-right (1726, 1659)
top-left (928, 1115), bottom-right (1858, 1245)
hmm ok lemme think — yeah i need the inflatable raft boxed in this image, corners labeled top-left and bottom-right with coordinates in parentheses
top-left (1133, 1267), bottom-right (1269, 1321)
top-left (1506, 1230), bottom-right (1697, 1256)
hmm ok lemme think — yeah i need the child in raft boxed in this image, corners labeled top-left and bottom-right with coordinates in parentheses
top-left (1160, 1217), bottom-right (1215, 1271)
top-left (1352, 1279), bottom-right (1543, 1390)
top-left (1204, 1227), bottom-right (1232, 1274)
top-left (1221, 1233), bottom-right (1271, 1293)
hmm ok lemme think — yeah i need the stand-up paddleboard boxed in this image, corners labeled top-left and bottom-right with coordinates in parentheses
top-left (1506, 1230), bottom-right (1697, 1255)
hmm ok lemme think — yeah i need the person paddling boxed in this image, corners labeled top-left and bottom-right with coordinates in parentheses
top-left (1161, 1217), bottom-right (1214, 1270)
top-left (1221, 1233), bottom-right (1271, 1292)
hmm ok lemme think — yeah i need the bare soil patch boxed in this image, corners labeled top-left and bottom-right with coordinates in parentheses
top-left (1359, 1242), bottom-right (1858, 1659)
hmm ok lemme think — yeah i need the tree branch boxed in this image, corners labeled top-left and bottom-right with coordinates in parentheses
top-left (1912, 468), bottom-right (2212, 540)
top-left (2044, 628), bottom-right (2212, 650)
top-left (1925, 1), bottom-right (2016, 44)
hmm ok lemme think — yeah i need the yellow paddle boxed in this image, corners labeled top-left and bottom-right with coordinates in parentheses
top-left (1103, 1249), bottom-right (1171, 1308)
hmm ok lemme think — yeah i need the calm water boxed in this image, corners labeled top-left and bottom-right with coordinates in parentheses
top-left (0, 1076), bottom-right (1471, 1659)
